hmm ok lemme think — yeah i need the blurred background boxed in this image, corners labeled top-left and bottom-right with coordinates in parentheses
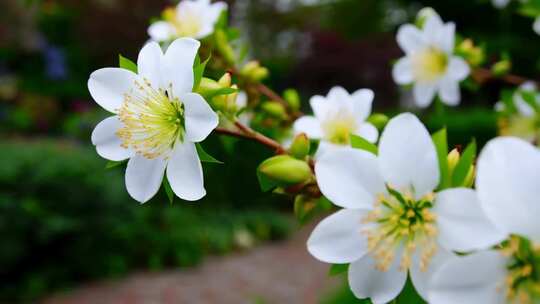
top-left (0, 0), bottom-right (538, 303)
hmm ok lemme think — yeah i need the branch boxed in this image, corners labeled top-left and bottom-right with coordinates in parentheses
top-left (472, 68), bottom-right (538, 87)
top-left (214, 122), bottom-right (287, 155)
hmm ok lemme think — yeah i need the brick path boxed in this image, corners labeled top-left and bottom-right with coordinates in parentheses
top-left (42, 223), bottom-right (339, 304)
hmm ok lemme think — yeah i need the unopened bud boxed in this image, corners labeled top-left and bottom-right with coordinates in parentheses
top-left (262, 101), bottom-right (287, 119)
top-left (447, 148), bottom-right (460, 173)
top-left (456, 39), bottom-right (485, 67)
top-left (240, 61), bottom-right (269, 82)
top-left (289, 133), bottom-right (310, 159)
top-left (367, 113), bottom-right (389, 130)
top-left (258, 155), bottom-right (312, 184)
top-left (218, 72), bottom-right (232, 87)
top-left (196, 77), bottom-right (221, 96)
top-left (283, 89), bottom-right (301, 111)
top-left (492, 60), bottom-right (511, 77)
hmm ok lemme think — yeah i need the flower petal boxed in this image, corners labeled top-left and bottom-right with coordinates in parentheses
top-left (162, 38), bottom-right (200, 96)
top-left (88, 68), bottom-right (137, 113)
top-left (315, 148), bottom-right (386, 209)
top-left (327, 86), bottom-right (350, 106)
top-left (436, 22), bottom-right (456, 54)
top-left (148, 21), bottom-right (175, 42)
top-left (293, 116), bottom-right (323, 139)
top-left (534, 17), bottom-right (540, 36)
top-left (125, 155), bottom-right (167, 203)
top-left (355, 122), bottom-right (378, 143)
top-left (379, 113), bottom-right (439, 199)
top-left (307, 209), bottom-right (369, 264)
top-left (410, 247), bottom-right (454, 301)
top-left (182, 93), bottom-right (219, 143)
top-left (166, 142), bottom-right (205, 201)
top-left (91, 116), bottom-right (133, 161)
top-left (137, 42), bottom-right (163, 89)
top-left (413, 83), bottom-right (437, 108)
top-left (392, 57), bottom-right (414, 85)
top-left (476, 137), bottom-right (540, 242)
top-left (351, 88), bottom-right (374, 122)
top-left (348, 253), bottom-right (407, 304)
top-left (434, 188), bottom-right (507, 252)
top-left (446, 57), bottom-right (470, 81)
top-left (438, 77), bottom-right (460, 106)
top-left (396, 24), bottom-right (426, 54)
top-left (310, 95), bottom-right (330, 121)
top-left (428, 251), bottom-right (508, 304)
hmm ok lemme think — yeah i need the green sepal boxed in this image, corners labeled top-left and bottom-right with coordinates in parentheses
top-left (451, 140), bottom-right (476, 187)
top-left (329, 263), bottom-right (349, 276)
top-left (162, 177), bottom-right (174, 205)
top-left (204, 87), bottom-right (238, 99)
top-left (119, 54), bottom-right (138, 73)
top-left (193, 55), bottom-right (211, 91)
top-left (105, 160), bottom-right (126, 169)
top-left (195, 143), bottom-right (223, 164)
top-left (350, 134), bottom-right (378, 155)
top-left (256, 169), bottom-right (285, 192)
top-left (432, 128), bottom-right (450, 190)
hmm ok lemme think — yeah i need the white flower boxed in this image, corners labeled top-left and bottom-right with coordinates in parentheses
top-left (492, 0), bottom-right (511, 9)
top-left (534, 17), bottom-right (540, 36)
top-left (429, 137), bottom-right (540, 304)
top-left (293, 86), bottom-right (378, 154)
top-left (89, 38), bottom-right (219, 203)
top-left (148, 0), bottom-right (227, 42)
top-left (307, 113), bottom-right (504, 303)
top-left (393, 12), bottom-right (470, 108)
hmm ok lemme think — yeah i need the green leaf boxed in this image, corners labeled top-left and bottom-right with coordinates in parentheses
top-left (105, 160), bottom-right (126, 169)
top-left (432, 128), bottom-right (450, 190)
top-left (350, 134), bottom-right (378, 155)
top-left (195, 143), bottom-right (223, 164)
top-left (520, 91), bottom-right (540, 113)
top-left (329, 263), bottom-right (349, 276)
top-left (163, 178), bottom-right (174, 204)
top-left (193, 56), bottom-right (211, 91)
top-left (119, 54), bottom-right (138, 73)
top-left (395, 276), bottom-right (426, 303)
top-left (451, 140), bottom-right (476, 187)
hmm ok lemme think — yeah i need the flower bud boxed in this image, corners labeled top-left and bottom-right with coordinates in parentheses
top-left (289, 133), bottom-right (310, 159)
top-left (240, 61), bottom-right (269, 82)
top-left (283, 88), bottom-right (301, 111)
top-left (218, 72), bottom-right (232, 87)
top-left (196, 77), bottom-right (221, 96)
top-left (261, 101), bottom-right (287, 120)
top-left (258, 155), bottom-right (312, 184)
top-left (492, 59), bottom-right (511, 77)
top-left (447, 148), bottom-right (460, 173)
top-left (456, 39), bottom-right (485, 67)
top-left (367, 113), bottom-right (389, 130)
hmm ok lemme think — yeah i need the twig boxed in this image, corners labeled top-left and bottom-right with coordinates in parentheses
top-left (214, 122), bottom-right (286, 154)
top-left (472, 68), bottom-right (538, 87)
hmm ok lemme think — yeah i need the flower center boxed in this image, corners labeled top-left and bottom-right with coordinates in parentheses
top-left (411, 47), bottom-right (448, 82)
top-left (117, 78), bottom-right (185, 159)
top-left (321, 109), bottom-right (358, 145)
top-left (361, 186), bottom-right (437, 272)
top-left (501, 236), bottom-right (540, 304)
top-left (164, 7), bottom-right (202, 38)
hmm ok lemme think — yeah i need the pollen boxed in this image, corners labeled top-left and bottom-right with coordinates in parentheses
top-left (116, 78), bottom-right (185, 159)
top-left (361, 186), bottom-right (438, 272)
top-left (411, 47), bottom-right (449, 82)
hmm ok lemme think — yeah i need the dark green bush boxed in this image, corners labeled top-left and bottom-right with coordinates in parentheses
top-left (0, 139), bottom-right (292, 302)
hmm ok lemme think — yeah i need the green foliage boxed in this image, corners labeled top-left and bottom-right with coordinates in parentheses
top-left (350, 134), bottom-right (378, 155)
top-left (432, 128), bottom-right (450, 190)
top-left (193, 56), bottom-right (211, 91)
top-left (328, 263), bottom-right (349, 276)
top-left (451, 140), bottom-right (476, 187)
top-left (196, 143), bottom-right (223, 164)
top-left (0, 139), bottom-right (292, 302)
top-left (119, 54), bottom-right (138, 73)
